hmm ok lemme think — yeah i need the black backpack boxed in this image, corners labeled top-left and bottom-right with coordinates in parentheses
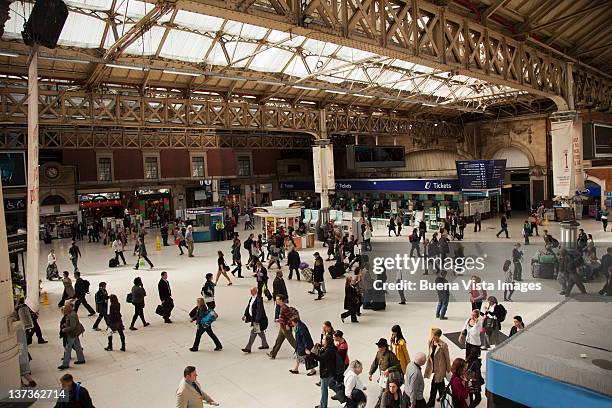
top-left (83, 279), bottom-right (90, 293)
top-left (497, 304), bottom-right (507, 323)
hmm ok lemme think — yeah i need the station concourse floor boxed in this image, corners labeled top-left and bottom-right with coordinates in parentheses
top-left (27, 214), bottom-right (609, 408)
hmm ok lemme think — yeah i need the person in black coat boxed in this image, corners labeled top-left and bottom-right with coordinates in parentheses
top-left (313, 257), bottom-right (325, 300)
top-left (241, 287), bottom-right (269, 353)
top-left (288, 247), bottom-right (301, 280)
top-left (340, 276), bottom-right (359, 323)
top-left (272, 270), bottom-right (289, 321)
top-left (189, 298), bottom-right (222, 352)
top-left (106, 294), bottom-right (125, 351)
top-left (157, 271), bottom-right (174, 323)
top-left (307, 334), bottom-right (337, 408)
top-left (73, 272), bottom-right (95, 316)
top-left (599, 266), bottom-right (612, 296)
top-left (92, 282), bottom-right (109, 331)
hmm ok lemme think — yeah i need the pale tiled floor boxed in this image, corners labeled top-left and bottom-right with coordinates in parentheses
top-left (27, 214), bottom-right (609, 407)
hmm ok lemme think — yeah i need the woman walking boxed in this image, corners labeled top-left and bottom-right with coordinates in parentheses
top-left (58, 271), bottom-right (75, 307)
top-left (313, 257), bottom-right (325, 300)
top-left (340, 276), bottom-right (359, 323)
top-left (105, 294), bottom-right (125, 351)
top-left (189, 298), bottom-right (222, 352)
top-left (389, 325), bottom-right (410, 374)
top-left (424, 328), bottom-right (451, 407)
top-left (201, 273), bottom-right (216, 309)
top-left (307, 334), bottom-right (337, 408)
top-left (231, 239), bottom-right (243, 278)
top-left (460, 309), bottom-right (483, 360)
top-left (290, 315), bottom-right (315, 376)
top-left (214, 251), bottom-right (232, 286)
top-left (503, 260), bottom-right (514, 301)
top-left (46, 249), bottom-right (59, 280)
top-left (129, 277), bottom-right (149, 330)
top-left (450, 358), bottom-right (470, 408)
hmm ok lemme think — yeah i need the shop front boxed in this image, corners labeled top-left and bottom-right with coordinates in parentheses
top-left (136, 188), bottom-right (172, 226)
top-left (79, 192), bottom-right (124, 224)
top-left (179, 207), bottom-right (225, 242)
top-left (40, 204), bottom-right (80, 240)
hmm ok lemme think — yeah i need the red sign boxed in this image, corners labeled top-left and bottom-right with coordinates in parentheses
top-left (79, 199), bottom-right (122, 209)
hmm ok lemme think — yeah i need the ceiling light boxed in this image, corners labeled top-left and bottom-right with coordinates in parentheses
top-left (293, 85), bottom-right (318, 91)
top-left (422, 103), bottom-right (437, 107)
top-left (106, 63), bottom-right (143, 71)
top-left (0, 51), bottom-right (19, 58)
top-left (325, 89), bottom-right (347, 95)
top-left (162, 69), bottom-right (200, 77)
top-left (354, 94), bottom-right (374, 98)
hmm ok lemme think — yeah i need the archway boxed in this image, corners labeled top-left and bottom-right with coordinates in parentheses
top-left (41, 195), bottom-right (67, 206)
top-left (492, 146), bottom-right (534, 212)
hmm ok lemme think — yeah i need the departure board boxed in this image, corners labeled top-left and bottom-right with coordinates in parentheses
top-left (456, 160), bottom-right (506, 189)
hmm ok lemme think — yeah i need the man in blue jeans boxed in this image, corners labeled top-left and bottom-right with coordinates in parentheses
top-left (435, 270), bottom-right (449, 320)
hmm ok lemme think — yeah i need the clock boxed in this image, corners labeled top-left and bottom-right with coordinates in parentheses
top-left (45, 166), bottom-right (59, 180)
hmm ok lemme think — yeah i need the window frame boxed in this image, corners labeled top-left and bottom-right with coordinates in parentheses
top-left (236, 153), bottom-right (253, 177)
top-left (142, 152), bottom-right (160, 180)
top-left (96, 152), bottom-right (114, 182)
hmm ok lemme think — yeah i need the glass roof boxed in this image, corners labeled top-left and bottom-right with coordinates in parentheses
top-left (3, 0), bottom-right (522, 105)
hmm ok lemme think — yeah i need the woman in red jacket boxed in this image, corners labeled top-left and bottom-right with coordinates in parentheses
top-left (450, 358), bottom-right (469, 408)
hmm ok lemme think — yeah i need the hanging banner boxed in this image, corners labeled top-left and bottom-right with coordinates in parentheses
top-left (551, 121), bottom-right (573, 197)
top-left (313, 146), bottom-right (322, 193)
top-left (571, 117), bottom-right (584, 192)
top-left (312, 144), bottom-right (335, 194)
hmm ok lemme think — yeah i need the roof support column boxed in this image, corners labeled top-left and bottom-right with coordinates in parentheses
top-left (313, 108), bottom-right (333, 209)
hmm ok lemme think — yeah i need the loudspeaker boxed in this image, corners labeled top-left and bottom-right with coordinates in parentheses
top-left (21, 0), bottom-right (68, 49)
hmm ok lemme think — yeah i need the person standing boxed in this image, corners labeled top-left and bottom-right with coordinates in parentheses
top-left (458, 217), bottom-right (466, 240)
top-left (73, 272), bottom-right (96, 316)
top-left (158, 271), bottom-right (174, 324)
top-left (468, 276), bottom-right (487, 311)
top-left (424, 328), bottom-right (450, 407)
top-left (409, 229), bottom-right (421, 258)
top-left (58, 271), bottom-right (75, 308)
top-left (53, 374), bottom-right (94, 408)
top-left (473, 211), bottom-right (481, 233)
top-left (522, 220), bottom-right (531, 245)
top-left (134, 237), bottom-right (154, 270)
top-left (313, 256), bottom-right (325, 300)
top-left (112, 237), bottom-right (127, 266)
top-left (389, 325), bottom-right (410, 375)
top-left (388, 217), bottom-right (397, 237)
top-left (482, 297), bottom-right (505, 349)
top-left (435, 271), bottom-right (449, 320)
top-left (176, 366), bottom-right (220, 407)
top-left (460, 310), bottom-right (482, 360)
top-left (307, 334), bottom-right (337, 408)
top-left (57, 303), bottom-right (86, 370)
top-left (509, 316), bottom-right (525, 337)
top-left (503, 260), bottom-right (514, 301)
top-left (241, 287), bottom-right (269, 353)
top-left (495, 215), bottom-right (509, 238)
top-left (189, 298), bottom-right (222, 352)
top-left (214, 251), bottom-right (232, 286)
top-left (186, 225), bottom-right (195, 257)
top-left (363, 226), bottom-right (372, 251)
top-left (601, 208), bottom-right (609, 231)
top-left (92, 282), bottom-right (109, 331)
top-left (105, 294), bottom-right (125, 352)
top-left (340, 276), bottom-right (359, 323)
top-left (418, 219), bottom-right (427, 242)
top-left (287, 247), bottom-right (301, 280)
top-left (47, 249), bottom-right (59, 280)
top-left (129, 277), bottom-right (149, 330)
top-left (201, 273), bottom-right (216, 309)
top-left (395, 214), bottom-right (403, 236)
top-left (268, 294), bottom-right (296, 359)
top-left (160, 223), bottom-right (169, 246)
top-left (68, 241), bottom-right (81, 272)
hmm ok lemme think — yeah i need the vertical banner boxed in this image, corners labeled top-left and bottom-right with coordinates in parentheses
top-left (571, 117), bottom-right (584, 192)
top-left (551, 121), bottom-right (573, 197)
top-left (324, 144), bottom-right (335, 190)
top-left (312, 146), bottom-right (322, 194)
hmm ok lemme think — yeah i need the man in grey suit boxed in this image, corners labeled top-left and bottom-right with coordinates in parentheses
top-left (406, 352), bottom-right (427, 408)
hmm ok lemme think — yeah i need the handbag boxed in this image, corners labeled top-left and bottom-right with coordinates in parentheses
top-left (305, 354), bottom-right (318, 370)
top-left (458, 329), bottom-right (467, 347)
top-left (126, 293), bottom-right (133, 304)
top-left (223, 264), bottom-right (230, 272)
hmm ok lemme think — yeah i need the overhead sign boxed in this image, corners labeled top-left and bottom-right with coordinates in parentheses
top-left (334, 179), bottom-right (460, 192)
top-left (455, 160), bottom-right (506, 190)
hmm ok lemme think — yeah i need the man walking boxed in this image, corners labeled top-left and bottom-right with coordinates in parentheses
top-left (255, 261), bottom-right (273, 300)
top-left (54, 374), bottom-right (94, 408)
top-left (68, 241), bottom-right (81, 272)
top-left (112, 237), bottom-right (127, 266)
top-left (241, 287), bottom-right (269, 353)
top-left (58, 303), bottom-right (86, 370)
top-left (157, 271), bottom-right (174, 323)
top-left (161, 223), bottom-right (169, 246)
top-left (473, 211), bottom-right (481, 232)
top-left (176, 366), bottom-right (219, 407)
top-left (495, 215), bottom-right (509, 238)
top-left (407, 352), bottom-right (427, 408)
top-left (73, 272), bottom-right (96, 316)
top-left (267, 294), bottom-right (296, 359)
top-left (92, 282), bottom-right (109, 331)
top-left (186, 225), bottom-right (195, 257)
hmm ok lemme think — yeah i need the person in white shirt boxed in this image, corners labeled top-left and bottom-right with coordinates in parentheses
top-left (344, 360), bottom-right (367, 407)
top-left (363, 227), bottom-right (372, 251)
top-left (112, 238), bottom-right (127, 265)
top-left (461, 309), bottom-right (483, 360)
top-left (46, 249), bottom-right (59, 280)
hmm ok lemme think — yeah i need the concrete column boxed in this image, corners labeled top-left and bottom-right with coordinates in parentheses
top-left (0, 179), bottom-right (21, 399)
top-left (314, 108), bottom-right (333, 209)
top-left (26, 47), bottom-right (40, 312)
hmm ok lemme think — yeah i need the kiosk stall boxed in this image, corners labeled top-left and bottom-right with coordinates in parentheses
top-left (253, 200), bottom-right (303, 242)
top-left (180, 207), bottom-right (225, 242)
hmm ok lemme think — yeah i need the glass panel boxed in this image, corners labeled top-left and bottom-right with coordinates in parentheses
top-left (98, 157), bottom-right (112, 181)
top-left (237, 156), bottom-right (251, 177)
top-left (144, 157), bottom-right (158, 179)
top-left (192, 156), bottom-right (205, 177)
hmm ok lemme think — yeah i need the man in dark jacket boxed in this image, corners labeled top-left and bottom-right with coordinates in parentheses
top-left (92, 282), bottom-right (109, 331)
top-left (496, 215), bottom-right (509, 238)
top-left (157, 271), bottom-right (173, 323)
top-left (287, 247), bottom-right (301, 280)
top-left (255, 261), bottom-right (273, 301)
top-left (160, 224), bottom-right (169, 246)
top-left (73, 272), bottom-right (95, 316)
top-left (54, 374), bottom-right (94, 408)
top-left (68, 241), bottom-right (81, 272)
top-left (418, 220), bottom-right (427, 242)
top-left (368, 338), bottom-right (402, 389)
top-left (435, 271), bottom-right (449, 320)
top-left (241, 287), bottom-right (269, 353)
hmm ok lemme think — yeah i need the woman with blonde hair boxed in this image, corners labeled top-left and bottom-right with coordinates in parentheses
top-left (215, 250), bottom-right (232, 286)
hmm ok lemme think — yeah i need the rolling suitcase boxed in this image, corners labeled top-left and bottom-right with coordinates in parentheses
top-left (329, 263), bottom-right (345, 279)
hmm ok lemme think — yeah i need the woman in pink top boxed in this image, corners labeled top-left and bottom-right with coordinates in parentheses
top-left (450, 358), bottom-right (470, 408)
top-left (468, 275), bottom-right (487, 311)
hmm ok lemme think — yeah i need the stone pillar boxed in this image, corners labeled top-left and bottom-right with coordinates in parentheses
top-left (313, 108), bottom-right (334, 209)
top-left (0, 180), bottom-right (21, 399)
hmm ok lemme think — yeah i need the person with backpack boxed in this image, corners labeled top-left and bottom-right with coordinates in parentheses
top-left (73, 272), bottom-right (96, 316)
top-left (482, 296), bottom-right (506, 350)
top-left (189, 298), bottom-right (222, 352)
top-left (267, 294), bottom-right (297, 359)
top-left (92, 282), bottom-right (109, 331)
top-left (409, 229), bottom-right (421, 257)
top-left (58, 303), bottom-right (86, 370)
top-left (244, 233), bottom-right (254, 268)
top-left (53, 374), bottom-right (94, 408)
top-left (306, 334), bottom-right (337, 408)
